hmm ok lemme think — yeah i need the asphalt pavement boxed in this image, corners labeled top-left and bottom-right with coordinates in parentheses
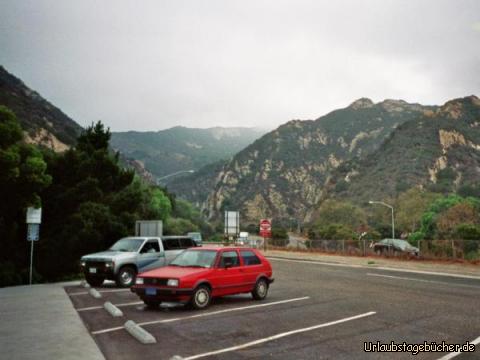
top-left (0, 281), bottom-right (105, 360)
top-left (64, 256), bottom-right (480, 360)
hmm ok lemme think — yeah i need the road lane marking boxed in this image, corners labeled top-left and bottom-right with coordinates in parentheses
top-left (367, 273), bottom-right (480, 289)
top-left (77, 301), bottom-right (143, 312)
top-left (92, 296), bottom-right (310, 335)
top-left (69, 288), bottom-right (130, 296)
top-left (174, 311), bottom-right (376, 359)
top-left (268, 256), bottom-right (480, 280)
top-left (268, 257), bottom-right (363, 269)
top-left (437, 336), bottom-right (480, 359)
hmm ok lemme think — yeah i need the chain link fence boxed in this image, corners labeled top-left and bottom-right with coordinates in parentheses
top-left (265, 238), bottom-right (480, 261)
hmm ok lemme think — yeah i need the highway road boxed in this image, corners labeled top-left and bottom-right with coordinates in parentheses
top-left (66, 256), bottom-right (480, 359)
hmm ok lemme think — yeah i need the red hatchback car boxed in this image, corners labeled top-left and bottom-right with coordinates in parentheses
top-left (131, 246), bottom-right (274, 309)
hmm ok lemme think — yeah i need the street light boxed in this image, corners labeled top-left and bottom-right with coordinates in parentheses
top-left (368, 200), bottom-right (395, 240)
top-left (156, 169), bottom-right (194, 185)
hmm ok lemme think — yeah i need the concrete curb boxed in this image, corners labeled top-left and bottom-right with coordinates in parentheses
top-left (104, 301), bottom-right (123, 317)
top-left (89, 288), bottom-right (102, 299)
top-left (124, 320), bottom-right (156, 344)
top-left (80, 280), bottom-right (91, 289)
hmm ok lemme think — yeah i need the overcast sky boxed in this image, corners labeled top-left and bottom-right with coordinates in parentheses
top-left (1, 0), bottom-right (479, 131)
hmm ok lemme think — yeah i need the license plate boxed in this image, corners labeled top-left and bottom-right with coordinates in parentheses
top-left (146, 288), bottom-right (156, 296)
top-left (89, 268), bottom-right (97, 274)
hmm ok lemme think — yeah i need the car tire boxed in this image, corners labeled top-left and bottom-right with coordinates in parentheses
top-left (252, 278), bottom-right (269, 300)
top-left (143, 300), bottom-right (160, 309)
top-left (115, 266), bottom-right (136, 287)
top-left (86, 276), bottom-right (104, 287)
top-left (190, 285), bottom-right (211, 310)
top-left (375, 248), bottom-right (382, 256)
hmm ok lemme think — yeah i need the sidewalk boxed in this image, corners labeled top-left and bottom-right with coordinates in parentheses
top-left (0, 281), bottom-right (104, 360)
top-left (264, 249), bottom-right (480, 278)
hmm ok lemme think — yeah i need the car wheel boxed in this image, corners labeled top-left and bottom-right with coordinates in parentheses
top-left (252, 278), bottom-right (269, 300)
top-left (86, 276), bottom-right (104, 287)
top-left (115, 266), bottom-right (136, 287)
top-left (375, 248), bottom-right (382, 256)
top-left (190, 285), bottom-right (211, 310)
top-left (143, 300), bottom-right (160, 309)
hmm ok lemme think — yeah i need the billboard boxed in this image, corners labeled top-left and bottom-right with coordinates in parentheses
top-left (224, 211), bottom-right (240, 237)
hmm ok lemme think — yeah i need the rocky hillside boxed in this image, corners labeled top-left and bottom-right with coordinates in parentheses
top-left (323, 96), bottom-right (480, 207)
top-left (0, 66), bottom-right (82, 151)
top-left (110, 126), bottom-right (265, 182)
top-left (170, 98), bottom-right (435, 223)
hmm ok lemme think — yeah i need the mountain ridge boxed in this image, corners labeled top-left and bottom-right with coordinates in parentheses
top-left (110, 126), bottom-right (265, 182)
top-left (0, 65), bottom-right (82, 151)
top-left (169, 96), bottom-right (480, 226)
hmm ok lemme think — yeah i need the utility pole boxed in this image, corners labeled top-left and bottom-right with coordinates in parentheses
top-left (369, 201), bottom-right (395, 254)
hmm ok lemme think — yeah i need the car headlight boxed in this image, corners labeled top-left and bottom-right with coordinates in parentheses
top-left (80, 261), bottom-right (86, 267)
top-left (167, 279), bottom-right (179, 287)
top-left (135, 277), bottom-right (144, 285)
top-left (105, 261), bottom-right (114, 268)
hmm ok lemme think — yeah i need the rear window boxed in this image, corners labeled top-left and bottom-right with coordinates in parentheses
top-left (163, 237), bottom-right (195, 250)
top-left (163, 238), bottom-right (180, 250)
top-left (179, 237), bottom-right (195, 248)
top-left (240, 250), bottom-right (261, 266)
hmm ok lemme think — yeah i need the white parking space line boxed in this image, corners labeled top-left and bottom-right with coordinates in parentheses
top-left (269, 256), bottom-right (480, 280)
top-left (367, 273), bottom-right (480, 289)
top-left (69, 288), bottom-right (130, 296)
top-left (437, 336), bottom-right (480, 359)
top-left (92, 296), bottom-right (310, 335)
top-left (77, 301), bottom-right (143, 312)
top-left (175, 311), bottom-right (376, 360)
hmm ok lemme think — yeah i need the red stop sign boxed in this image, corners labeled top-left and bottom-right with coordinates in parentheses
top-left (259, 219), bottom-right (271, 238)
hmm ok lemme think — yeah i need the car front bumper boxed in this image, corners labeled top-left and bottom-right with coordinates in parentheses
top-left (81, 263), bottom-right (115, 278)
top-left (131, 286), bottom-right (194, 303)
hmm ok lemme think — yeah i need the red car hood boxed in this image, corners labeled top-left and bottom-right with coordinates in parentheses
top-left (139, 266), bottom-right (211, 279)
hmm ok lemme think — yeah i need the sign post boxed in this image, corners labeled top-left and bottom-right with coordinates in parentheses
top-left (26, 207), bottom-right (42, 285)
top-left (259, 219), bottom-right (272, 251)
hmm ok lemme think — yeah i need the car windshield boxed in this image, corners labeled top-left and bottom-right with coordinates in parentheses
top-left (109, 238), bottom-right (144, 252)
top-left (170, 250), bottom-right (217, 268)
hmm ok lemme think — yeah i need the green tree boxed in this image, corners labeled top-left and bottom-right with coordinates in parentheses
top-left (37, 121), bottom-right (173, 280)
top-left (312, 200), bottom-right (367, 230)
top-left (0, 107), bottom-right (51, 285)
top-left (164, 218), bottom-right (198, 235)
top-left (395, 188), bottom-right (439, 234)
top-left (309, 200), bottom-right (367, 240)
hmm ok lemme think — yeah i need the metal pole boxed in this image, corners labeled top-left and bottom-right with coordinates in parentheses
top-left (29, 240), bottom-right (34, 285)
top-left (391, 207), bottom-right (395, 240)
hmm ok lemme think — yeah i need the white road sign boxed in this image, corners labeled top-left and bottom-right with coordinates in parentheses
top-left (26, 207), bottom-right (42, 224)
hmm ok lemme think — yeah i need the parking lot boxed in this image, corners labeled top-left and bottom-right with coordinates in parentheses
top-left (65, 256), bottom-right (480, 359)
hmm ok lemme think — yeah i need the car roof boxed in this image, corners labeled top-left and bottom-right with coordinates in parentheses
top-left (162, 235), bottom-right (193, 239)
top-left (188, 246), bottom-right (256, 252)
